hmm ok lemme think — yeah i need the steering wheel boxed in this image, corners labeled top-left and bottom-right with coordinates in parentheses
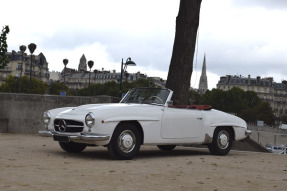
top-left (148, 96), bottom-right (164, 104)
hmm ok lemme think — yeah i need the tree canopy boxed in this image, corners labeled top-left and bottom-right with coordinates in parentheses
top-left (0, 77), bottom-right (155, 97)
top-left (200, 87), bottom-right (274, 125)
top-left (0, 76), bottom-right (48, 94)
top-left (0, 25), bottom-right (10, 69)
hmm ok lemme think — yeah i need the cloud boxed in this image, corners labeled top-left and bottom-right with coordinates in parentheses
top-left (230, 0), bottom-right (287, 9)
top-left (3, 0), bottom-right (287, 91)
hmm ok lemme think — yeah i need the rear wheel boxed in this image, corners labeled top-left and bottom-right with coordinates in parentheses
top-left (59, 142), bottom-right (87, 153)
top-left (108, 123), bottom-right (142, 160)
top-left (157, 145), bottom-right (176, 151)
top-left (208, 127), bottom-right (233, 156)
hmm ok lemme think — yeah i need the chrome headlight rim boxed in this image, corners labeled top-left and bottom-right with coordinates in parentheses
top-left (85, 112), bottom-right (95, 128)
top-left (43, 111), bottom-right (51, 125)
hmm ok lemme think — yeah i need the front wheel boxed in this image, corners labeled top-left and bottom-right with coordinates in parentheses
top-left (108, 123), bottom-right (142, 160)
top-left (208, 127), bottom-right (233, 156)
top-left (59, 142), bottom-right (87, 153)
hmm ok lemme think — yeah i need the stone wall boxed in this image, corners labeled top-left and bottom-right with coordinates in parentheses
top-left (0, 93), bottom-right (120, 133)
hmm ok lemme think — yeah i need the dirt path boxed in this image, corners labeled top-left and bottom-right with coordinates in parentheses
top-left (0, 133), bottom-right (287, 191)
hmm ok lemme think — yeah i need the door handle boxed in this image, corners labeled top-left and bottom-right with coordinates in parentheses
top-left (197, 117), bottom-right (203, 120)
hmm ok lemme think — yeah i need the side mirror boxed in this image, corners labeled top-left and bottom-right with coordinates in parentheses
top-left (167, 100), bottom-right (173, 106)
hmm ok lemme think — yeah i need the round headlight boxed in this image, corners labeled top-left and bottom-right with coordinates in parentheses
top-left (85, 112), bottom-right (95, 127)
top-left (43, 112), bottom-right (51, 125)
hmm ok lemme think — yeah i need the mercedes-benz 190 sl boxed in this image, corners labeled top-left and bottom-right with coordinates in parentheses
top-left (39, 87), bottom-right (251, 160)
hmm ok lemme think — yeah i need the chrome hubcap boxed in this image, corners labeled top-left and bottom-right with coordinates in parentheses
top-left (118, 130), bottom-right (136, 153)
top-left (217, 130), bottom-right (229, 149)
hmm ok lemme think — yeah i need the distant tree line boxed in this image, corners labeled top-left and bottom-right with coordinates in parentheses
top-left (0, 76), bottom-right (155, 97)
top-left (196, 87), bottom-right (275, 125)
top-left (0, 76), bottom-right (276, 125)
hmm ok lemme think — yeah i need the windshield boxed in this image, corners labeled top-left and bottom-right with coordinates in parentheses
top-left (120, 88), bottom-right (170, 105)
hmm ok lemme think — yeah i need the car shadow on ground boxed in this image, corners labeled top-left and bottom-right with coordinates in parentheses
top-left (46, 146), bottom-right (212, 161)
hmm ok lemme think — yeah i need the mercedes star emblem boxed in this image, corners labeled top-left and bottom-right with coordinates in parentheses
top-left (58, 120), bottom-right (67, 132)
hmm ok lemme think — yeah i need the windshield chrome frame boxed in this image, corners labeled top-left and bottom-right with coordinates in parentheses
top-left (119, 87), bottom-right (173, 106)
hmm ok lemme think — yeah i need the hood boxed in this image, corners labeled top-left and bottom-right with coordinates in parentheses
top-left (57, 103), bottom-right (162, 118)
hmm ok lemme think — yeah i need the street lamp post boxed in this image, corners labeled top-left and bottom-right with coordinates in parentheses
top-left (63, 59), bottom-right (68, 83)
top-left (88, 60), bottom-right (94, 96)
top-left (119, 57), bottom-right (136, 97)
top-left (28, 43), bottom-right (37, 91)
top-left (19, 45), bottom-right (26, 93)
top-left (88, 60), bottom-right (94, 88)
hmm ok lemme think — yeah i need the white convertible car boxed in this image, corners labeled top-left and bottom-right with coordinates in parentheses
top-left (39, 87), bottom-right (251, 160)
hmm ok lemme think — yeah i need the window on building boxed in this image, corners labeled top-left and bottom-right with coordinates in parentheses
top-left (17, 63), bottom-right (22, 70)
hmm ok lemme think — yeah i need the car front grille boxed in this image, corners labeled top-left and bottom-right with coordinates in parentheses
top-left (54, 119), bottom-right (84, 133)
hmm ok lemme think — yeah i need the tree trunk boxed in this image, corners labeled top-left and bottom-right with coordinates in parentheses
top-left (166, 0), bottom-right (202, 105)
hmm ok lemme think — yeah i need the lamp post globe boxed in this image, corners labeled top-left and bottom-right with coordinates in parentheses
top-left (28, 43), bottom-right (37, 91)
top-left (63, 59), bottom-right (69, 83)
top-left (19, 45), bottom-right (26, 92)
top-left (120, 57), bottom-right (136, 97)
top-left (88, 60), bottom-right (94, 92)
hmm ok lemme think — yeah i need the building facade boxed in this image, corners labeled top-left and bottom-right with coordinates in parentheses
top-left (217, 75), bottom-right (287, 117)
top-left (0, 51), bottom-right (49, 85)
top-left (60, 54), bottom-right (150, 89)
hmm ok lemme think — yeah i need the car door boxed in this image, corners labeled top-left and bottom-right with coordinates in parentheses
top-left (161, 107), bottom-right (203, 139)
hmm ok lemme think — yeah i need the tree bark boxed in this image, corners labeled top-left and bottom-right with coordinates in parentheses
top-left (166, 0), bottom-right (202, 105)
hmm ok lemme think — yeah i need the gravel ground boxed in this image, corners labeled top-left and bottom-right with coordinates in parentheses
top-left (0, 133), bottom-right (287, 191)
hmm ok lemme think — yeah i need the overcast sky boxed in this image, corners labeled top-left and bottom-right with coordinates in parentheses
top-left (1, 0), bottom-right (287, 89)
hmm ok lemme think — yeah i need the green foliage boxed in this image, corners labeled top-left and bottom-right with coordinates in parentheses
top-left (200, 87), bottom-right (275, 125)
top-left (75, 78), bottom-right (155, 97)
top-left (255, 102), bottom-right (275, 125)
top-left (0, 25), bottom-right (10, 69)
top-left (240, 108), bottom-right (257, 123)
top-left (199, 89), bottom-right (226, 111)
top-left (49, 82), bottom-right (71, 95)
top-left (0, 77), bottom-right (154, 97)
top-left (0, 75), bottom-right (48, 94)
top-left (187, 89), bottom-right (201, 104)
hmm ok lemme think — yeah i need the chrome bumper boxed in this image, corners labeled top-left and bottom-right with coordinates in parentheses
top-left (245, 130), bottom-right (252, 136)
top-left (39, 130), bottom-right (110, 143)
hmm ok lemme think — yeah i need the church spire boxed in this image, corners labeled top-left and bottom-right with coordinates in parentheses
top-left (201, 54), bottom-right (206, 76)
top-left (78, 54), bottom-right (87, 72)
top-left (198, 54), bottom-right (208, 95)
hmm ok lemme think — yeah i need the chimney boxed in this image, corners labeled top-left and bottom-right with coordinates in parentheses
top-left (112, 70), bottom-right (116, 78)
top-left (256, 76), bottom-right (261, 84)
top-left (248, 75), bottom-right (251, 85)
top-left (227, 75), bottom-right (231, 83)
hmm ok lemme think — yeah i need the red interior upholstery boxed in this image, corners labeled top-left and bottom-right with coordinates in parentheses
top-left (168, 105), bottom-right (212, 110)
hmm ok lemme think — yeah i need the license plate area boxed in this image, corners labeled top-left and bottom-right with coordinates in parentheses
top-left (53, 135), bottom-right (69, 142)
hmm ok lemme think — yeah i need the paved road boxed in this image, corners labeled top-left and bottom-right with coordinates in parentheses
top-left (1, 134), bottom-right (287, 191)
